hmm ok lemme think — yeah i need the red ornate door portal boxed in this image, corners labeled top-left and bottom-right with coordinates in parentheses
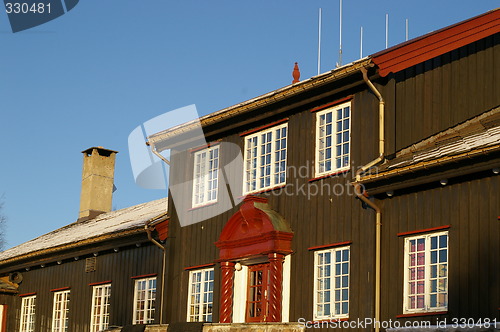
top-left (216, 196), bottom-right (293, 323)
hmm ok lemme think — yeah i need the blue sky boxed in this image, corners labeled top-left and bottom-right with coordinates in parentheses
top-left (0, 1), bottom-right (497, 249)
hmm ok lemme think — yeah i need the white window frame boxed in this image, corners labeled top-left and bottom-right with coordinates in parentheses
top-left (19, 295), bottom-right (36, 332)
top-left (313, 246), bottom-right (350, 320)
top-left (403, 231), bottom-right (448, 314)
top-left (133, 277), bottom-right (156, 324)
top-left (90, 284), bottom-right (111, 332)
top-left (243, 123), bottom-right (288, 194)
top-left (192, 146), bottom-right (220, 208)
top-left (51, 290), bottom-right (70, 332)
top-left (315, 101), bottom-right (351, 177)
top-left (186, 267), bottom-right (214, 322)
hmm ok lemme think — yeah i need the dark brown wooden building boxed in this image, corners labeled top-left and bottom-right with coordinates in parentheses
top-left (145, 8), bottom-right (499, 332)
top-left (0, 8), bottom-right (499, 332)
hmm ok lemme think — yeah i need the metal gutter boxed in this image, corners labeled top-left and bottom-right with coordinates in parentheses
top-left (0, 228), bottom-right (145, 268)
top-left (357, 144), bottom-right (500, 184)
top-left (0, 212), bottom-right (169, 268)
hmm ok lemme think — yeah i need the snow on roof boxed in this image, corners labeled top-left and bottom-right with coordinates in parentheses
top-left (0, 198), bottom-right (168, 262)
top-left (380, 106), bottom-right (500, 171)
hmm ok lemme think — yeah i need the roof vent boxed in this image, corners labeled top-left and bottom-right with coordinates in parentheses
top-left (85, 257), bottom-right (96, 273)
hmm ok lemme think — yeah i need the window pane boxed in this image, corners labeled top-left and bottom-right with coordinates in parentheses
top-left (405, 232), bottom-right (448, 313)
top-left (314, 246), bottom-right (350, 319)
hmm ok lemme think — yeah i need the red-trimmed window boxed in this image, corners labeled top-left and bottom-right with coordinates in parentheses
top-left (51, 290), bottom-right (70, 332)
top-left (313, 246), bottom-right (350, 320)
top-left (90, 283), bottom-right (111, 332)
top-left (243, 123), bottom-right (287, 194)
top-left (19, 295), bottom-right (36, 332)
top-left (133, 277), bottom-right (156, 324)
top-left (187, 267), bottom-right (214, 322)
top-left (315, 102), bottom-right (351, 177)
top-left (403, 231), bottom-right (448, 314)
top-left (192, 146), bottom-right (220, 208)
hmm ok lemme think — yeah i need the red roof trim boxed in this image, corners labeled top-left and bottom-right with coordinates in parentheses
top-left (50, 287), bottom-right (70, 292)
top-left (397, 225), bottom-right (450, 237)
top-left (19, 292), bottom-right (36, 297)
top-left (184, 263), bottom-right (216, 271)
top-left (308, 241), bottom-right (352, 251)
top-left (396, 311), bottom-right (447, 318)
top-left (130, 273), bottom-right (157, 279)
top-left (239, 118), bottom-right (288, 137)
top-left (310, 96), bottom-right (353, 113)
top-left (372, 9), bottom-right (500, 77)
top-left (88, 280), bottom-right (112, 286)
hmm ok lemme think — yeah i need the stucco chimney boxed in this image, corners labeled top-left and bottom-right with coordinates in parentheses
top-left (78, 147), bottom-right (118, 221)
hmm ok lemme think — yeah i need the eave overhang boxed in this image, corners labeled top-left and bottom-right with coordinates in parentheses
top-left (355, 145), bottom-right (500, 195)
top-left (0, 228), bottom-right (146, 271)
top-left (0, 214), bottom-right (169, 272)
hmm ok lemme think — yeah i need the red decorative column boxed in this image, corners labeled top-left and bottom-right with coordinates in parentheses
top-left (219, 261), bottom-right (235, 323)
top-left (267, 253), bottom-right (285, 322)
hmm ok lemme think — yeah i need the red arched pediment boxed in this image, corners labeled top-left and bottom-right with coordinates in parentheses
top-left (216, 196), bottom-right (293, 261)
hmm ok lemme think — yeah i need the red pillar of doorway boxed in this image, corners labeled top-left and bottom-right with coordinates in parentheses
top-left (219, 261), bottom-right (235, 323)
top-left (267, 253), bottom-right (285, 322)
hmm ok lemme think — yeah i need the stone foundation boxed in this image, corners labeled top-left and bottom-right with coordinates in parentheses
top-left (203, 322), bottom-right (305, 332)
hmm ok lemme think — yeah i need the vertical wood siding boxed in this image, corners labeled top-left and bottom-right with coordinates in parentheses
top-left (393, 34), bottom-right (499, 151)
top-left (0, 242), bottom-right (163, 332)
top-left (380, 173), bottom-right (500, 324)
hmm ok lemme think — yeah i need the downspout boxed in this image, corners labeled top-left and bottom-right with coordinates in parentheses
top-left (145, 213), bottom-right (168, 325)
top-left (146, 140), bottom-right (170, 325)
top-left (356, 67), bottom-right (385, 181)
top-left (149, 141), bottom-right (171, 166)
top-left (355, 67), bottom-right (385, 332)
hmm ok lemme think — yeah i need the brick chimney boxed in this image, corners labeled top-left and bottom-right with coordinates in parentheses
top-left (78, 147), bottom-right (118, 221)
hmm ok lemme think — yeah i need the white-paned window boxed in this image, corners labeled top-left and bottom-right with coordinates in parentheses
top-left (315, 102), bottom-right (351, 176)
top-left (192, 146), bottom-right (219, 207)
top-left (133, 277), bottom-right (156, 324)
top-left (403, 231), bottom-right (448, 313)
top-left (51, 290), bottom-right (70, 332)
top-left (19, 295), bottom-right (36, 332)
top-left (90, 284), bottom-right (111, 332)
top-left (244, 123), bottom-right (287, 193)
top-left (313, 246), bottom-right (350, 320)
top-left (187, 268), bottom-right (214, 322)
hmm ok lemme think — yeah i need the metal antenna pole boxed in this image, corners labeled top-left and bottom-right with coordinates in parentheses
top-left (406, 18), bottom-right (409, 41)
top-left (385, 13), bottom-right (389, 49)
top-left (338, 0), bottom-right (343, 67)
top-left (360, 26), bottom-right (363, 58)
top-left (318, 8), bottom-right (322, 75)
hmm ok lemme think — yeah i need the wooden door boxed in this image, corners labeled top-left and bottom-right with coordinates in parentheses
top-left (0, 305), bottom-right (7, 332)
top-left (246, 263), bottom-right (270, 322)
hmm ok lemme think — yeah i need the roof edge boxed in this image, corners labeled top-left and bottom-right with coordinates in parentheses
top-left (147, 58), bottom-right (372, 150)
top-left (0, 227), bottom-right (146, 268)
